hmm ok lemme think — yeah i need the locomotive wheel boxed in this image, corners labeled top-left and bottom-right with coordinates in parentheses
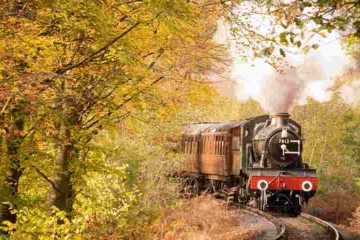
top-left (180, 177), bottom-right (192, 198)
top-left (180, 177), bottom-right (201, 197)
top-left (193, 178), bottom-right (201, 195)
top-left (237, 188), bottom-right (248, 204)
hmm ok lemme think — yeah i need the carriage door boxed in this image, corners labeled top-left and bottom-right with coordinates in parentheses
top-left (231, 127), bottom-right (242, 174)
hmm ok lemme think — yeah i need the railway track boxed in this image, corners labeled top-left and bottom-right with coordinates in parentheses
top-left (300, 213), bottom-right (343, 240)
top-left (239, 204), bottom-right (343, 240)
top-left (200, 194), bottom-right (344, 239)
top-left (241, 206), bottom-right (287, 240)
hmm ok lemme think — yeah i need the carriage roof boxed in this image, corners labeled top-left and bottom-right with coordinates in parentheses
top-left (182, 120), bottom-right (249, 135)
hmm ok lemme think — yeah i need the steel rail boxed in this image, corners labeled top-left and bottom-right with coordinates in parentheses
top-left (301, 213), bottom-right (343, 240)
top-left (214, 194), bottom-right (342, 240)
top-left (242, 206), bottom-right (287, 240)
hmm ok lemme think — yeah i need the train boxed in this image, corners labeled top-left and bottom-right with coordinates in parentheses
top-left (180, 113), bottom-right (317, 215)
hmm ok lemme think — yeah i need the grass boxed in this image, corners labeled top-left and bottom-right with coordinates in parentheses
top-left (148, 196), bottom-right (260, 240)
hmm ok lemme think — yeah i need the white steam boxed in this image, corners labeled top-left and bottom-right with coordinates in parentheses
top-left (214, 15), bottom-right (355, 109)
top-left (258, 60), bottom-right (324, 113)
top-left (341, 81), bottom-right (360, 104)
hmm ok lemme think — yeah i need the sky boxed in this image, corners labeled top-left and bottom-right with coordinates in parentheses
top-left (214, 18), bottom-right (358, 109)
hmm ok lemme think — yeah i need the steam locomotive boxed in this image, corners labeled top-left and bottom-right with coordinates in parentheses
top-left (180, 113), bottom-right (317, 215)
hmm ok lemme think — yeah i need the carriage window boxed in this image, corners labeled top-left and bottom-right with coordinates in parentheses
top-left (201, 137), bottom-right (204, 154)
top-left (208, 137), bottom-right (210, 154)
top-left (213, 136), bottom-right (215, 154)
top-left (190, 137), bottom-right (194, 154)
top-left (215, 136), bottom-right (218, 155)
top-left (208, 136), bottom-right (211, 154)
top-left (204, 137), bottom-right (206, 154)
top-left (188, 138), bottom-right (191, 154)
top-left (186, 138), bottom-right (189, 154)
top-left (218, 136), bottom-right (221, 155)
top-left (211, 136), bottom-right (214, 154)
top-left (221, 139), bottom-right (224, 155)
top-left (213, 136), bottom-right (217, 154)
top-left (204, 136), bottom-right (207, 154)
top-left (205, 137), bottom-right (208, 154)
top-left (189, 137), bottom-right (192, 154)
top-left (219, 136), bottom-right (222, 155)
top-left (194, 137), bottom-right (197, 154)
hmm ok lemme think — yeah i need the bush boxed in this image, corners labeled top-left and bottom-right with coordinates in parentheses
top-left (147, 196), bottom-right (260, 240)
top-left (1, 207), bottom-right (86, 240)
top-left (350, 206), bottom-right (360, 233)
top-left (305, 192), bottom-right (360, 225)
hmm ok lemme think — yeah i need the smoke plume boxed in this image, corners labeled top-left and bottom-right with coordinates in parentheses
top-left (258, 59), bottom-right (324, 113)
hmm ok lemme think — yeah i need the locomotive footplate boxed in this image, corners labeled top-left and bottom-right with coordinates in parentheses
top-left (247, 168), bottom-right (317, 215)
top-left (248, 168), bottom-right (318, 192)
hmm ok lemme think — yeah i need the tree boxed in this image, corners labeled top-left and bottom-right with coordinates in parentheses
top-left (273, 0), bottom-right (360, 36)
top-left (292, 94), bottom-right (360, 192)
top-left (0, 0), bottom-right (229, 225)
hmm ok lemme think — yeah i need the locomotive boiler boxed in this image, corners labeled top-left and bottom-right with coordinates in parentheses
top-left (180, 113), bottom-right (317, 215)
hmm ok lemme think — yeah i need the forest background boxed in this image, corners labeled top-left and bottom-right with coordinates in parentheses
top-left (1, 0), bottom-right (360, 239)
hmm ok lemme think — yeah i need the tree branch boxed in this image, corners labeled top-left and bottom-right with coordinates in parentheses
top-left (0, 97), bottom-right (13, 115)
top-left (31, 165), bottom-right (61, 193)
top-left (83, 75), bottom-right (166, 130)
top-left (55, 21), bottom-right (140, 74)
top-left (148, 48), bottom-right (165, 69)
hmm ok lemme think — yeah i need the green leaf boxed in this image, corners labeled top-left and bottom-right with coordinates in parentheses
top-left (295, 18), bottom-right (304, 28)
top-left (262, 46), bottom-right (274, 56)
top-left (279, 32), bottom-right (289, 46)
top-left (279, 48), bottom-right (286, 57)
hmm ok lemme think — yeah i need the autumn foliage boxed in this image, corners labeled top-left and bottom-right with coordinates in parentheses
top-left (1, 0), bottom-right (360, 239)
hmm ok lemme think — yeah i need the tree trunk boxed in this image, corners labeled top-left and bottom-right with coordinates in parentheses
top-left (309, 140), bottom-right (318, 165)
top-left (49, 119), bottom-right (74, 215)
top-left (320, 137), bottom-right (327, 164)
top-left (0, 107), bottom-right (25, 225)
top-left (1, 153), bottom-right (22, 224)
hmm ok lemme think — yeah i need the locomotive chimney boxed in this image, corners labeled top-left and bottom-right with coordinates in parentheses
top-left (270, 112), bottom-right (290, 128)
